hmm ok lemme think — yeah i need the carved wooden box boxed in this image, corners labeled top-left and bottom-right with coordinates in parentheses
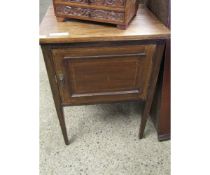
top-left (53, 0), bottom-right (139, 29)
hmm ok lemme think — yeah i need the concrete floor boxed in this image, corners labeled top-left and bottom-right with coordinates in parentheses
top-left (40, 1), bottom-right (170, 174)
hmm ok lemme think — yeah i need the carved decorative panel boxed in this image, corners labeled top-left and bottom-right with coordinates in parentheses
top-left (55, 5), bottom-right (124, 22)
top-left (89, 0), bottom-right (125, 7)
top-left (62, 0), bottom-right (126, 6)
top-left (90, 9), bottom-right (124, 22)
top-left (56, 5), bottom-right (91, 18)
top-left (63, 0), bottom-right (88, 3)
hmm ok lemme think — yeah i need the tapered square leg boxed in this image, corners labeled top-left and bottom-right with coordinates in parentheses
top-left (41, 45), bottom-right (70, 145)
top-left (138, 44), bottom-right (165, 139)
top-left (56, 106), bottom-right (70, 145)
top-left (139, 104), bottom-right (150, 139)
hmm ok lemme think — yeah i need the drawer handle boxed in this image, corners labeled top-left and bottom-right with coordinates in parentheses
top-left (58, 73), bottom-right (65, 85)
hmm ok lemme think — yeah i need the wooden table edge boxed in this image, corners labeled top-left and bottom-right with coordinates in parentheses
top-left (39, 34), bottom-right (170, 44)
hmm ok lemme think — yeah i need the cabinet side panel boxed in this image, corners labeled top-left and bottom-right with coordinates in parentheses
top-left (146, 0), bottom-right (171, 141)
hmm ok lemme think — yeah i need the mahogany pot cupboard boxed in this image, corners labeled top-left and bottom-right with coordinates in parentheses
top-left (40, 4), bottom-right (170, 145)
top-left (53, 0), bottom-right (139, 29)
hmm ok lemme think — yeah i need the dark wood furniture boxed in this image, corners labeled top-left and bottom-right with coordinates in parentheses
top-left (53, 0), bottom-right (139, 29)
top-left (40, 4), bottom-right (170, 145)
top-left (145, 0), bottom-right (171, 141)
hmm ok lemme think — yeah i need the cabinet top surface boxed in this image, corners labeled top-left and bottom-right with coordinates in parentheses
top-left (40, 4), bottom-right (170, 44)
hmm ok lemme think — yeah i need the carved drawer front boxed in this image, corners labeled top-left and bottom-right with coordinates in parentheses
top-left (52, 44), bottom-right (156, 105)
top-left (90, 9), bottom-right (124, 23)
top-left (55, 5), bottom-right (91, 19)
top-left (89, 0), bottom-right (125, 7)
top-left (62, 0), bottom-right (88, 4)
top-left (55, 4), bottom-right (124, 23)
top-left (56, 0), bottom-right (88, 5)
top-left (56, 0), bottom-right (126, 7)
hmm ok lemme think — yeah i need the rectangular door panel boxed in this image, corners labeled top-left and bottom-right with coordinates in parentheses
top-left (65, 56), bottom-right (143, 95)
top-left (52, 44), bottom-right (156, 105)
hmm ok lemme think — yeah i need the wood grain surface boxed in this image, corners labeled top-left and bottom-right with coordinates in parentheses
top-left (40, 4), bottom-right (170, 44)
top-left (51, 42), bottom-right (156, 105)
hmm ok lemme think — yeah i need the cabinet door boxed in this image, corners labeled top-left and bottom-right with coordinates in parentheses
top-left (52, 43), bottom-right (156, 105)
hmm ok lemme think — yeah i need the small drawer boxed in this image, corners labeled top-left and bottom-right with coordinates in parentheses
top-left (55, 4), bottom-right (91, 19)
top-left (58, 0), bottom-right (88, 4)
top-left (90, 9), bottom-right (124, 23)
top-left (56, 0), bottom-right (126, 7)
top-left (55, 4), bottom-right (124, 23)
top-left (89, 0), bottom-right (125, 7)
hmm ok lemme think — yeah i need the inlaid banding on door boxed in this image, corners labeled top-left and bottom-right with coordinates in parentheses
top-left (63, 52), bottom-right (146, 60)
